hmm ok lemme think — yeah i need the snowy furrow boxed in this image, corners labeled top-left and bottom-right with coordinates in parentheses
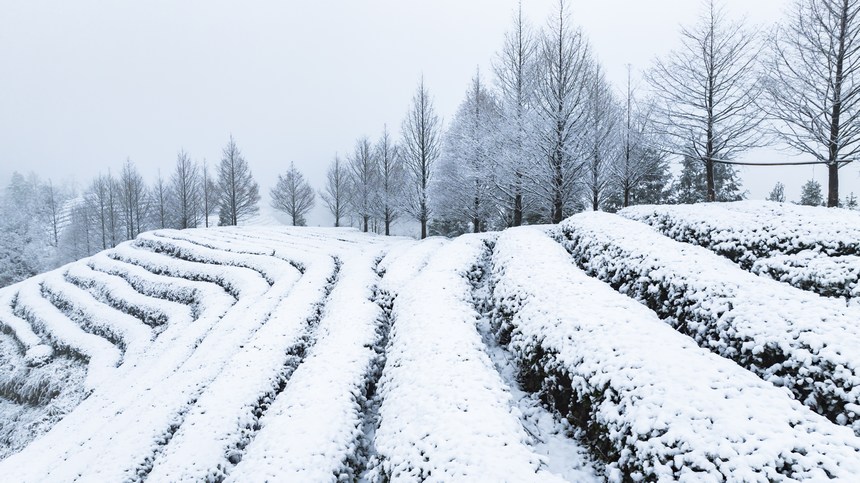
top-left (1, 256), bottom-right (303, 482)
top-left (560, 212), bottom-right (860, 434)
top-left (494, 227), bottom-right (860, 481)
top-left (0, 291), bottom-right (53, 365)
top-left (137, 231), bottom-right (297, 284)
top-left (621, 203), bottom-right (860, 299)
top-left (41, 271), bottom-right (152, 360)
top-left (376, 237), bottom-right (447, 290)
top-left (110, 243), bottom-right (269, 299)
top-left (157, 229), bottom-right (280, 256)
top-left (13, 280), bottom-right (120, 390)
top-left (229, 250), bottom-right (386, 481)
top-left (146, 253), bottom-right (337, 482)
top-left (64, 262), bottom-right (191, 330)
top-left (371, 235), bottom-right (565, 482)
top-left (87, 253), bottom-right (230, 319)
top-left (0, 261), bottom-right (238, 478)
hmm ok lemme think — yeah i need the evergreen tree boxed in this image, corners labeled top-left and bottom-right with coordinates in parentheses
top-left (767, 182), bottom-right (786, 202)
top-left (799, 179), bottom-right (824, 206)
top-left (713, 163), bottom-right (746, 201)
top-left (671, 156), bottom-right (707, 204)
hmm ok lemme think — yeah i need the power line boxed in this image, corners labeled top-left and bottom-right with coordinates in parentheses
top-left (705, 157), bottom-right (854, 167)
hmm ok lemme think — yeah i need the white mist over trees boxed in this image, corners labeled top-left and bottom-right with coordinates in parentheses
top-left (0, 141), bottom-right (265, 287)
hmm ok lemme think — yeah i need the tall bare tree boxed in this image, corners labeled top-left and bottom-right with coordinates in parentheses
top-left (533, 0), bottom-right (591, 223)
top-left (375, 126), bottom-right (403, 235)
top-left (170, 150), bottom-right (202, 229)
top-left (119, 159), bottom-right (148, 240)
top-left (151, 171), bottom-right (169, 229)
top-left (494, 2), bottom-right (538, 226)
top-left (583, 64), bottom-right (620, 211)
top-left (348, 137), bottom-right (378, 233)
top-left (320, 154), bottom-right (350, 227)
top-left (41, 179), bottom-right (68, 247)
top-left (613, 66), bottom-right (668, 208)
top-left (401, 76), bottom-right (442, 239)
top-left (217, 136), bottom-right (260, 226)
top-left (202, 159), bottom-right (218, 228)
top-left (271, 162), bottom-right (315, 226)
top-left (649, 0), bottom-right (765, 202)
top-left (765, 0), bottom-right (860, 206)
top-left (434, 70), bottom-right (501, 233)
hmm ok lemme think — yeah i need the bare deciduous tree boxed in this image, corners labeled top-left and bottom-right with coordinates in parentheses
top-left (347, 137), bottom-right (378, 233)
top-left (271, 162), bottom-right (315, 226)
top-left (494, 3), bottom-right (538, 226)
top-left (765, 0), bottom-right (860, 206)
top-left (649, 0), bottom-right (765, 202)
top-left (401, 76), bottom-right (442, 239)
top-left (320, 154), bottom-right (350, 227)
top-left (433, 70), bottom-right (500, 233)
top-left (217, 136), bottom-right (260, 226)
top-left (151, 171), bottom-right (169, 229)
top-left (202, 159), bottom-right (218, 228)
top-left (613, 66), bottom-right (668, 208)
top-left (170, 150), bottom-right (202, 229)
top-left (375, 126), bottom-right (403, 235)
top-left (583, 64), bottom-right (620, 211)
top-left (119, 159), bottom-right (148, 240)
top-left (533, 0), bottom-right (591, 223)
top-left (41, 179), bottom-right (68, 247)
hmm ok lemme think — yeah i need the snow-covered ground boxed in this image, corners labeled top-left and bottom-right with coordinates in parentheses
top-left (622, 201), bottom-right (860, 300)
top-left (3, 204), bottom-right (860, 481)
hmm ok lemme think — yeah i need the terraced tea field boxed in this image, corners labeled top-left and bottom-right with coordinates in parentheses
top-left (3, 203), bottom-right (860, 481)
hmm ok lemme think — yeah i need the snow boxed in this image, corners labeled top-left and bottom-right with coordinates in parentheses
top-left (621, 202), bottom-right (860, 300)
top-left (14, 276), bottom-right (120, 390)
top-left (560, 211), bottom-right (860, 435)
top-left (229, 250), bottom-right (384, 481)
top-left (370, 234), bottom-right (570, 482)
top-left (0, 291), bottom-right (54, 365)
top-left (3, 208), bottom-right (860, 480)
top-left (494, 226), bottom-right (860, 481)
top-left (147, 250), bottom-right (337, 481)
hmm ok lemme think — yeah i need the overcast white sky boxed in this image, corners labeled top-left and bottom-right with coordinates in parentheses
top-left (2, 0), bottom-right (854, 225)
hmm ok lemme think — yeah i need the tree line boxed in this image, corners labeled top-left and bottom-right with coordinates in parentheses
top-left (0, 136), bottom-right (263, 286)
top-left (324, 0), bottom-right (860, 238)
top-left (3, 0), bottom-right (860, 285)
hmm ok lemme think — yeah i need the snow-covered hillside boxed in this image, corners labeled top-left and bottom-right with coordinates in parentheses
top-left (3, 203), bottom-right (860, 481)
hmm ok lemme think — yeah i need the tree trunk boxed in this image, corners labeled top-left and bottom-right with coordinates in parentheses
top-left (829, 162), bottom-right (840, 207)
top-left (552, 153), bottom-right (564, 223)
top-left (385, 217), bottom-right (390, 236)
top-left (705, 159), bottom-right (716, 202)
top-left (420, 218), bottom-right (427, 239)
top-left (513, 192), bottom-right (523, 227)
top-left (363, 216), bottom-right (369, 233)
top-left (623, 186), bottom-right (630, 208)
